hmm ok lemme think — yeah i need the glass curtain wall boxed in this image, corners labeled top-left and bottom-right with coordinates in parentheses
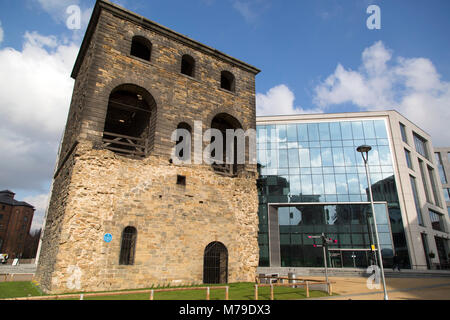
top-left (257, 119), bottom-right (410, 268)
top-left (277, 203), bottom-right (393, 268)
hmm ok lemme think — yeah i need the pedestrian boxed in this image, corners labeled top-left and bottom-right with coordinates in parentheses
top-left (392, 253), bottom-right (401, 271)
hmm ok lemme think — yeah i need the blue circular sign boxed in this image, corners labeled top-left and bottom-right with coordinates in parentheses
top-left (104, 233), bottom-right (113, 243)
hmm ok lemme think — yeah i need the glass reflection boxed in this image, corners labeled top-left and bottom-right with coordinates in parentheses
top-left (257, 119), bottom-right (410, 268)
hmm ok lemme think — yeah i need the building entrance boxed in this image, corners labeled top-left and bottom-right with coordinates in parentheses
top-left (329, 249), bottom-right (372, 268)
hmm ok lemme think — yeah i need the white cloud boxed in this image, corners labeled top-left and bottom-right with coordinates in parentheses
top-left (0, 31), bottom-right (79, 192)
top-left (36, 0), bottom-right (79, 21)
top-left (231, 0), bottom-right (270, 24)
top-left (313, 41), bottom-right (450, 146)
top-left (256, 84), bottom-right (323, 116)
top-left (24, 193), bottom-right (50, 232)
top-left (0, 20), bottom-right (4, 44)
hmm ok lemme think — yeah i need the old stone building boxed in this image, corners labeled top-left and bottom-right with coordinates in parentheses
top-left (0, 190), bottom-right (35, 259)
top-left (35, 0), bottom-right (260, 293)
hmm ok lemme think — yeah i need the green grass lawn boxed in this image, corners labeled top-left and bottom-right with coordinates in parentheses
top-left (0, 281), bottom-right (44, 299)
top-left (0, 281), bottom-right (334, 300)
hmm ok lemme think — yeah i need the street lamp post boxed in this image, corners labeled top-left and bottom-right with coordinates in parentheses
top-left (357, 145), bottom-right (389, 300)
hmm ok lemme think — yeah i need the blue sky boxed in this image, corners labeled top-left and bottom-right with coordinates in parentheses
top-left (0, 0), bottom-right (449, 230)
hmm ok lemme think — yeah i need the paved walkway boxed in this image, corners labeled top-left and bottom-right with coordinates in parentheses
top-left (306, 276), bottom-right (450, 300)
top-left (0, 264), bottom-right (37, 274)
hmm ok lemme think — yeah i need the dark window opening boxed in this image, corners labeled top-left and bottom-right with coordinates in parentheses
top-left (103, 84), bottom-right (156, 158)
top-left (181, 55), bottom-right (195, 77)
top-left (177, 175), bottom-right (186, 186)
top-left (220, 71), bottom-right (235, 92)
top-left (119, 226), bottom-right (137, 265)
top-left (203, 242), bottom-right (228, 284)
top-left (130, 36), bottom-right (152, 61)
top-left (211, 113), bottom-right (244, 176)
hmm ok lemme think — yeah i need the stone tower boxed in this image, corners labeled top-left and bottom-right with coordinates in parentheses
top-left (35, 0), bottom-right (260, 293)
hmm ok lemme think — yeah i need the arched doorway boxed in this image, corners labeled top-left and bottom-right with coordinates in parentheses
top-left (203, 242), bottom-right (228, 284)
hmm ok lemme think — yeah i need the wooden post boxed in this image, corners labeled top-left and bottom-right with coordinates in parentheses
top-left (225, 286), bottom-right (229, 300)
top-left (270, 284), bottom-right (274, 300)
top-left (328, 282), bottom-right (332, 296)
top-left (206, 287), bottom-right (210, 300)
top-left (254, 284), bottom-right (258, 300)
top-left (306, 281), bottom-right (309, 298)
top-left (150, 290), bottom-right (154, 300)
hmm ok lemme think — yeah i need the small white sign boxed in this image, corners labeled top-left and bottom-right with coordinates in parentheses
top-left (12, 258), bottom-right (19, 266)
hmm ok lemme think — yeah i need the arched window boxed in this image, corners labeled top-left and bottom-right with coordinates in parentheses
top-left (220, 71), bottom-right (235, 92)
top-left (181, 55), bottom-right (195, 77)
top-left (102, 84), bottom-right (156, 157)
top-left (119, 226), bottom-right (137, 265)
top-left (211, 113), bottom-right (243, 176)
top-left (130, 36), bottom-right (152, 61)
top-left (203, 242), bottom-right (228, 284)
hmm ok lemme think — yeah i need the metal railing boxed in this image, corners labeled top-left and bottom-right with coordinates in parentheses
top-left (3, 286), bottom-right (230, 301)
top-left (102, 131), bottom-right (147, 157)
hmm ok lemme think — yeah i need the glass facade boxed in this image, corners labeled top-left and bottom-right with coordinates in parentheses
top-left (277, 203), bottom-right (393, 268)
top-left (413, 133), bottom-right (429, 159)
top-left (400, 123), bottom-right (408, 144)
top-left (444, 188), bottom-right (450, 202)
top-left (427, 166), bottom-right (441, 207)
top-left (257, 118), bottom-right (410, 269)
top-left (429, 210), bottom-right (444, 232)
top-left (405, 149), bottom-right (413, 170)
top-left (410, 175), bottom-right (424, 226)
top-left (418, 160), bottom-right (432, 204)
top-left (435, 153), bottom-right (447, 184)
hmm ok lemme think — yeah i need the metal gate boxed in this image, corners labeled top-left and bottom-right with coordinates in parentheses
top-left (203, 242), bottom-right (228, 284)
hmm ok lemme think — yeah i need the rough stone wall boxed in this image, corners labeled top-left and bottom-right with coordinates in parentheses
top-left (35, 146), bottom-right (77, 292)
top-left (78, 9), bottom-right (257, 161)
top-left (35, 4), bottom-right (259, 294)
top-left (36, 142), bottom-right (258, 293)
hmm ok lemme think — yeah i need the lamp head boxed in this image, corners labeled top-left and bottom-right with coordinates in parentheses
top-left (357, 145), bottom-right (372, 153)
top-left (357, 145), bottom-right (372, 163)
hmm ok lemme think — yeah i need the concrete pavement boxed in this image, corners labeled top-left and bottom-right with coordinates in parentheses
top-left (306, 276), bottom-right (450, 300)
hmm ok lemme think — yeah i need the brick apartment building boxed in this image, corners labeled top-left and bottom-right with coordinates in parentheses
top-left (0, 190), bottom-right (35, 259)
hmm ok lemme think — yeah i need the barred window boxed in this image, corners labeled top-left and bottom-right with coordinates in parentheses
top-left (119, 226), bottom-right (137, 265)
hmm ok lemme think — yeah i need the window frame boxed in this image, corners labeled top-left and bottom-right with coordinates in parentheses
top-left (119, 226), bottom-right (138, 266)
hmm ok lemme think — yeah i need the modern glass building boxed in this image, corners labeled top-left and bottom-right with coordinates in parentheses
top-left (256, 111), bottom-right (450, 271)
